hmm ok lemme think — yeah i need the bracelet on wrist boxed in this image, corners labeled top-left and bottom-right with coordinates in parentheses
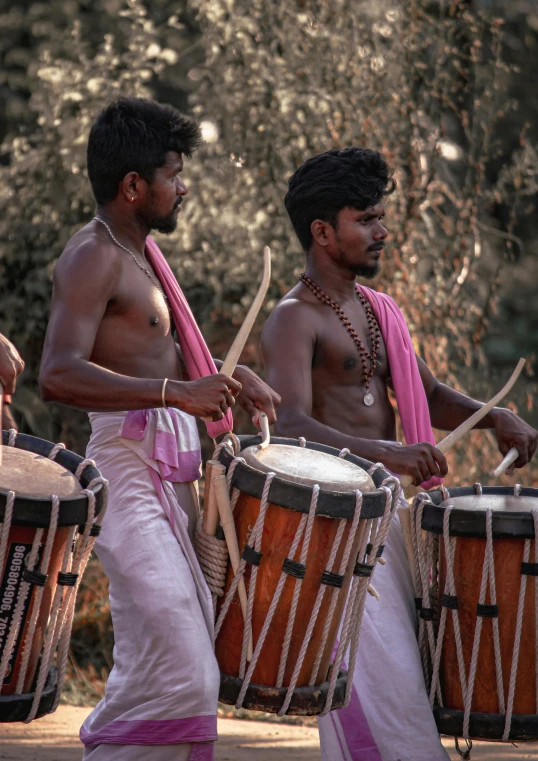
top-left (161, 378), bottom-right (169, 408)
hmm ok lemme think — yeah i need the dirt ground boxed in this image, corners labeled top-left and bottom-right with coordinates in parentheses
top-left (2, 706), bottom-right (538, 760)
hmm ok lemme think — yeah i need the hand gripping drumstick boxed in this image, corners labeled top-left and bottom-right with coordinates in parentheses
top-left (492, 447), bottom-right (519, 479)
top-left (398, 358), bottom-right (526, 581)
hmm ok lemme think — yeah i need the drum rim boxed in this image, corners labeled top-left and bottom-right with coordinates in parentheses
top-left (434, 705), bottom-right (538, 742)
top-left (423, 486), bottom-right (538, 539)
top-left (0, 431), bottom-right (105, 528)
top-left (218, 434), bottom-right (393, 520)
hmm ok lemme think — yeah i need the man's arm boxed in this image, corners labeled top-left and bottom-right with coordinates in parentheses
top-left (0, 334), bottom-right (24, 396)
top-left (261, 301), bottom-right (447, 485)
top-left (40, 241), bottom-right (240, 419)
top-left (418, 356), bottom-right (537, 468)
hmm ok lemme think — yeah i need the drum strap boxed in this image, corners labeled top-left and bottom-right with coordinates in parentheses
top-left (282, 558), bottom-right (306, 579)
top-left (476, 603), bottom-right (499, 618)
top-left (242, 545), bottom-right (262, 567)
top-left (521, 561), bottom-right (538, 576)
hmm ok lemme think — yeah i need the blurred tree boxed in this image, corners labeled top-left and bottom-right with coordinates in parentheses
top-left (171, 0), bottom-right (538, 483)
top-left (0, 0), bottom-right (195, 447)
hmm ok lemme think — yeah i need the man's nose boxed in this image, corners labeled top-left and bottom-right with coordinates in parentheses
top-left (374, 221), bottom-right (388, 240)
top-left (176, 178), bottom-right (188, 196)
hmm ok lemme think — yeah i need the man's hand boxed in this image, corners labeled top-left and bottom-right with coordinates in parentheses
top-left (491, 408), bottom-right (538, 472)
top-left (168, 374), bottom-right (242, 422)
top-left (377, 441), bottom-right (448, 486)
top-left (0, 334), bottom-right (24, 396)
top-left (232, 365), bottom-right (281, 426)
top-left (2, 404), bottom-right (17, 431)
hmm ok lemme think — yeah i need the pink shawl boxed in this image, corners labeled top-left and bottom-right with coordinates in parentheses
top-left (146, 236), bottom-right (233, 439)
top-left (357, 285), bottom-right (442, 490)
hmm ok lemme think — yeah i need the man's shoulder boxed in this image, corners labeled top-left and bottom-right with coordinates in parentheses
top-left (266, 286), bottom-right (321, 325)
top-left (56, 222), bottom-right (121, 280)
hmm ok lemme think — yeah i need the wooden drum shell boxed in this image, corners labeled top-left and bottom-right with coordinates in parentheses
top-left (0, 431), bottom-right (105, 717)
top-left (215, 491), bottom-right (355, 688)
top-left (439, 536), bottom-right (536, 716)
top-left (0, 526), bottom-right (72, 696)
top-left (419, 486), bottom-right (538, 741)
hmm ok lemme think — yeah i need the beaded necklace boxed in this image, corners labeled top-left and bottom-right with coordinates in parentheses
top-left (300, 273), bottom-right (381, 406)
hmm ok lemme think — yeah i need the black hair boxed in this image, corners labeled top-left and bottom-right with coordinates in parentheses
top-left (284, 148), bottom-right (396, 250)
top-left (87, 97), bottom-right (201, 204)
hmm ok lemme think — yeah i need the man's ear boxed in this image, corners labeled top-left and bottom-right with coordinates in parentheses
top-left (119, 171), bottom-right (144, 203)
top-left (311, 219), bottom-right (333, 248)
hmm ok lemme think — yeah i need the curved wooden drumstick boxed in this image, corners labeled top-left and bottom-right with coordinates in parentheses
top-left (202, 247), bottom-right (271, 425)
top-left (492, 447), bottom-right (519, 479)
top-left (399, 357), bottom-right (526, 490)
top-left (221, 246), bottom-right (271, 377)
top-left (398, 357), bottom-right (526, 585)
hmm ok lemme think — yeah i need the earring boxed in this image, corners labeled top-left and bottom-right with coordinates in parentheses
top-left (130, 197), bottom-right (135, 202)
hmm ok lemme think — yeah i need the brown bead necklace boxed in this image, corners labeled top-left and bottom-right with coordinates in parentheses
top-left (300, 273), bottom-right (381, 406)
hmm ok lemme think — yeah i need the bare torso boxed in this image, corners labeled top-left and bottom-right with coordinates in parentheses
top-left (59, 222), bottom-right (182, 382)
top-left (263, 282), bottom-right (396, 441)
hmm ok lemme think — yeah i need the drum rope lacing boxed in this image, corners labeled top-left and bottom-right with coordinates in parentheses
top-left (0, 433), bottom-right (108, 722)
top-left (410, 486), bottom-right (538, 747)
top-left (196, 435), bottom-right (399, 715)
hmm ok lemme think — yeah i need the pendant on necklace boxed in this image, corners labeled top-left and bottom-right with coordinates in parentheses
top-left (363, 392), bottom-right (374, 407)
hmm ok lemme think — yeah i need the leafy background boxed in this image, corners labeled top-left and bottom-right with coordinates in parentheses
top-left (0, 0), bottom-right (537, 702)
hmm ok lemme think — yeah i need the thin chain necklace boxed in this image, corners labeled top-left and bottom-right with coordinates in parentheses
top-left (300, 273), bottom-right (381, 406)
top-left (93, 216), bottom-right (168, 302)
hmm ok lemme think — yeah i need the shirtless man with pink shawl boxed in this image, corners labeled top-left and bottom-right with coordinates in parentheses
top-left (39, 97), bottom-right (280, 761)
top-left (261, 148), bottom-right (537, 761)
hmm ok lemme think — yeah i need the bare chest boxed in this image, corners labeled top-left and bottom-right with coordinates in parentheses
top-left (101, 258), bottom-right (173, 341)
top-left (312, 301), bottom-right (390, 384)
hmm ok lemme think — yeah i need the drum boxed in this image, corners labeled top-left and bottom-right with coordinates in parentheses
top-left (0, 430), bottom-right (107, 723)
top-left (198, 433), bottom-right (399, 716)
top-left (411, 484), bottom-right (538, 745)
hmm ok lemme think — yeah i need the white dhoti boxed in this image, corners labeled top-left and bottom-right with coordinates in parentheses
top-left (318, 508), bottom-right (449, 761)
top-left (80, 409), bottom-right (219, 761)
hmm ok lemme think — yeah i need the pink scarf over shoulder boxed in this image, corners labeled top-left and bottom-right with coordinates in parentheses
top-left (356, 284), bottom-right (442, 490)
top-left (145, 236), bottom-right (233, 439)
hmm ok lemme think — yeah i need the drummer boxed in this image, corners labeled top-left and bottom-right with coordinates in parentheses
top-left (261, 147), bottom-right (537, 761)
top-left (39, 97), bottom-right (280, 761)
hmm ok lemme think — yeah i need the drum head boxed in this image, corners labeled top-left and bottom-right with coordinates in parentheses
top-left (241, 444), bottom-right (375, 493)
top-left (440, 494), bottom-right (538, 513)
top-left (0, 447), bottom-right (83, 500)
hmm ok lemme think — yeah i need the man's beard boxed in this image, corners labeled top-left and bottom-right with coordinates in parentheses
top-left (150, 211), bottom-right (178, 235)
top-left (354, 261), bottom-right (380, 279)
top-left (137, 200), bottom-right (180, 235)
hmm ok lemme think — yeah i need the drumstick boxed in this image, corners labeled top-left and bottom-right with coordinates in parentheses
top-left (398, 357), bottom-right (525, 585)
top-left (492, 447), bottom-right (519, 479)
top-left (202, 460), bottom-right (225, 535)
top-left (221, 246), bottom-right (271, 377)
top-left (399, 357), bottom-right (526, 491)
top-left (201, 247), bottom-right (271, 425)
top-left (212, 474), bottom-right (253, 661)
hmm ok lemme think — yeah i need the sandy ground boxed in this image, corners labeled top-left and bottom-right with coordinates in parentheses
top-left (1, 706), bottom-right (538, 760)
